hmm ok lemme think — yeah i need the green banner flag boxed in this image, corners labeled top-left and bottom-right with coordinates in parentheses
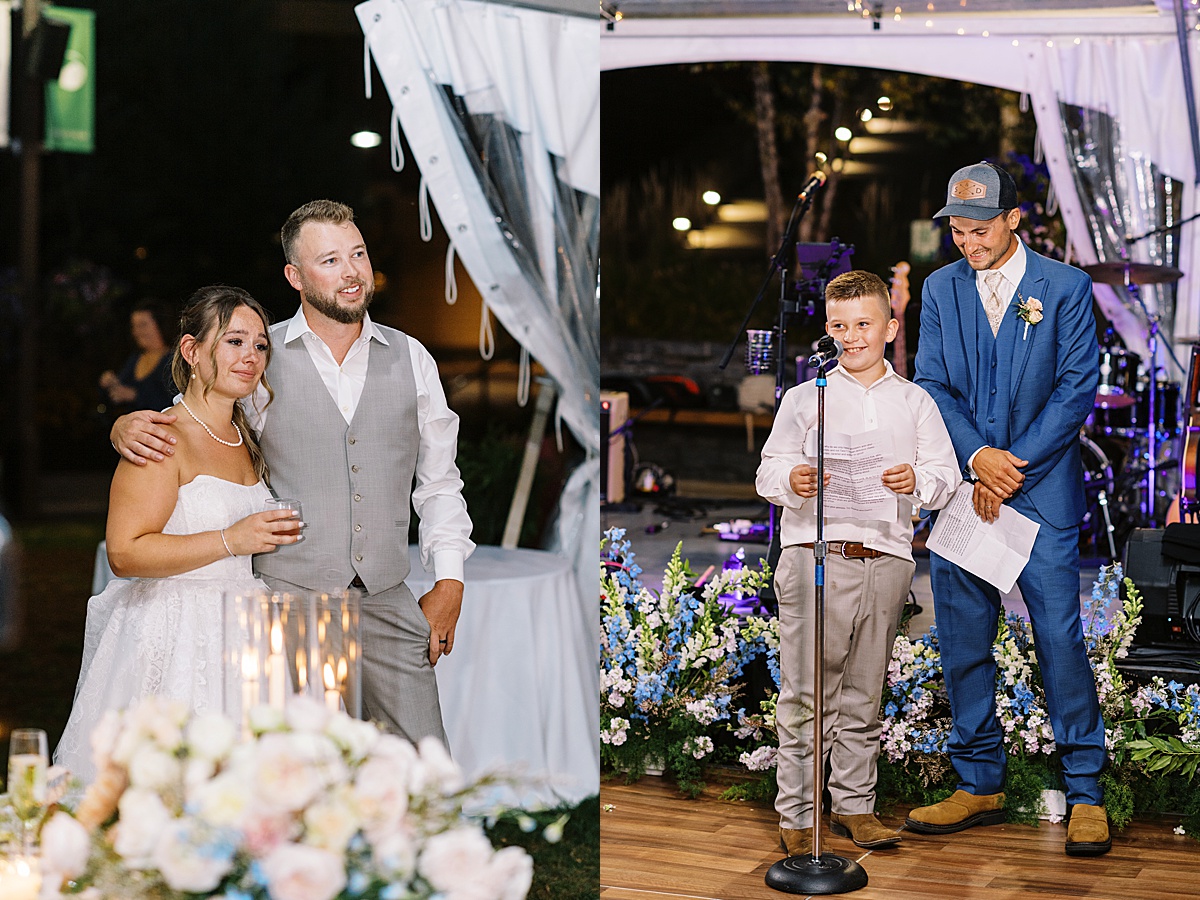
top-left (43, 6), bottom-right (94, 153)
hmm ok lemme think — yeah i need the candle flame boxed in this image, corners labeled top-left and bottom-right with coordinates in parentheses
top-left (324, 662), bottom-right (336, 691)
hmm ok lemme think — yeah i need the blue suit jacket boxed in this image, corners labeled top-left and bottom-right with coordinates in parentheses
top-left (913, 247), bottom-right (1099, 530)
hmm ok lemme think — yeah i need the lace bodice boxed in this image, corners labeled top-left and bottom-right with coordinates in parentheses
top-left (160, 475), bottom-right (271, 581)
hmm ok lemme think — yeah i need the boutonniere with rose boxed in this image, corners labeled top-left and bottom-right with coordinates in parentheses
top-left (1017, 296), bottom-right (1043, 340)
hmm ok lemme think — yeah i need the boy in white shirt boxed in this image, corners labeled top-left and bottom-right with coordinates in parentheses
top-left (756, 270), bottom-right (961, 856)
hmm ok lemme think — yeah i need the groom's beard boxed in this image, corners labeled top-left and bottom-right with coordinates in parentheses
top-left (303, 278), bottom-right (374, 325)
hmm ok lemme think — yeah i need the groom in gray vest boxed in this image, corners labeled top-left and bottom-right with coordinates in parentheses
top-left (112, 200), bottom-right (475, 746)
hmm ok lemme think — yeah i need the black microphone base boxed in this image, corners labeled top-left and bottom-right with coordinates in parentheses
top-left (765, 853), bottom-right (868, 895)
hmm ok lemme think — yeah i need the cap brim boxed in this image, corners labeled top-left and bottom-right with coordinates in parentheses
top-left (933, 203), bottom-right (1006, 220)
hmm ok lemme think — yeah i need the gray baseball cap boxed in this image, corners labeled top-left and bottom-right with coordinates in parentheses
top-left (934, 161), bottom-right (1018, 220)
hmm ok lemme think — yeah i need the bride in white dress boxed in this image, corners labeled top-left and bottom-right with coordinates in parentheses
top-left (55, 286), bottom-right (302, 783)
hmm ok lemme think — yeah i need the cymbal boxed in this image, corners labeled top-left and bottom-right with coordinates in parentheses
top-left (1082, 261), bottom-right (1184, 286)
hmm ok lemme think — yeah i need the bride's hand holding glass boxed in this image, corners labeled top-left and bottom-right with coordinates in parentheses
top-left (220, 507), bottom-right (303, 556)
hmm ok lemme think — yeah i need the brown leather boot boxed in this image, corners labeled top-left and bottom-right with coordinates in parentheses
top-left (830, 813), bottom-right (902, 848)
top-left (905, 790), bottom-right (1006, 834)
top-left (1065, 804), bottom-right (1111, 856)
top-left (778, 826), bottom-right (814, 857)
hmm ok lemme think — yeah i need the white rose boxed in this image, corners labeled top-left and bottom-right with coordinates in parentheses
top-left (260, 842), bottom-right (347, 900)
top-left (302, 787), bottom-right (360, 854)
top-left (189, 768), bottom-right (253, 829)
top-left (412, 736), bottom-right (465, 795)
top-left (183, 756), bottom-right (217, 797)
top-left (324, 713), bottom-right (379, 763)
top-left (418, 827), bottom-right (495, 895)
top-left (40, 812), bottom-right (92, 880)
top-left (284, 694), bottom-right (331, 733)
top-left (89, 710), bottom-right (122, 773)
top-left (254, 732), bottom-right (345, 813)
top-left (490, 845), bottom-right (534, 900)
top-left (112, 789), bottom-right (172, 866)
top-left (153, 818), bottom-right (234, 893)
top-left (353, 756), bottom-right (410, 830)
top-left (249, 703), bottom-right (286, 734)
top-left (186, 712), bottom-right (237, 761)
top-left (127, 744), bottom-right (181, 791)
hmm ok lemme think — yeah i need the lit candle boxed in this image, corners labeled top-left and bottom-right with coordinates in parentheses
top-left (268, 620), bottom-right (286, 710)
top-left (323, 662), bottom-right (340, 711)
top-left (0, 856), bottom-right (41, 900)
top-left (241, 651), bottom-right (259, 732)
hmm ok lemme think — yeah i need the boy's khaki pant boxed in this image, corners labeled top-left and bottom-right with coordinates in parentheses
top-left (774, 544), bottom-right (915, 830)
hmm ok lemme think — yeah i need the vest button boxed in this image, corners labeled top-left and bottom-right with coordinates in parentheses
top-left (990, 388), bottom-right (997, 395)
top-left (351, 465), bottom-right (360, 473)
top-left (354, 493), bottom-right (362, 502)
top-left (348, 437), bottom-right (357, 445)
top-left (988, 416), bottom-right (995, 423)
top-left (355, 554), bottom-right (363, 562)
top-left (354, 524), bottom-right (362, 532)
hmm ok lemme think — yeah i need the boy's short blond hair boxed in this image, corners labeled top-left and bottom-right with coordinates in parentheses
top-left (825, 270), bottom-right (893, 321)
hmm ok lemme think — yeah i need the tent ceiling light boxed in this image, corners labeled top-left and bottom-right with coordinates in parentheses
top-left (350, 130), bottom-right (382, 148)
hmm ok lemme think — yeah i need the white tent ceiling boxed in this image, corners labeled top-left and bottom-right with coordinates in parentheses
top-left (601, 4), bottom-right (1200, 378)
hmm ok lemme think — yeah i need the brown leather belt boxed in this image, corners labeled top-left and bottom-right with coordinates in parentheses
top-left (799, 541), bottom-right (884, 560)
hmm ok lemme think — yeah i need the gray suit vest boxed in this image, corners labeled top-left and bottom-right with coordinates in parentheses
top-left (255, 324), bottom-right (419, 594)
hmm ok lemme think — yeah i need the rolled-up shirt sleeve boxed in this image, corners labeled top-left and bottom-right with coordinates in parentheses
top-left (409, 338), bottom-right (476, 581)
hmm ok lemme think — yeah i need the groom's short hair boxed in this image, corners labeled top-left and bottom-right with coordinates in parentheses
top-left (281, 199), bottom-right (356, 265)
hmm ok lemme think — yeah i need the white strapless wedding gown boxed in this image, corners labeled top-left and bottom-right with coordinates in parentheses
top-left (55, 475), bottom-right (271, 783)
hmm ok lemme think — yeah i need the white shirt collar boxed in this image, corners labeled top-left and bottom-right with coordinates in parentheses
top-left (282, 306), bottom-right (389, 347)
top-left (829, 357), bottom-right (897, 390)
top-left (977, 237), bottom-right (1027, 292)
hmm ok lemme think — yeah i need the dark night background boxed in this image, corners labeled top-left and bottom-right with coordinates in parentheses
top-left (1, 0), bottom-right (562, 538)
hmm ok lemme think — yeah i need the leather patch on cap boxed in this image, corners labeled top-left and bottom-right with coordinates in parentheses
top-left (951, 178), bottom-right (987, 200)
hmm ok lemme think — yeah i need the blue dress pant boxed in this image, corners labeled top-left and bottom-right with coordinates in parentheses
top-left (930, 511), bottom-right (1106, 806)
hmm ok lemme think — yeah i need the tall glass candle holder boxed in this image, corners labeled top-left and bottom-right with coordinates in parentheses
top-left (223, 589), bottom-right (361, 731)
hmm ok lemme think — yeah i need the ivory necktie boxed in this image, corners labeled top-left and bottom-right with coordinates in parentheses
top-left (982, 271), bottom-right (1006, 337)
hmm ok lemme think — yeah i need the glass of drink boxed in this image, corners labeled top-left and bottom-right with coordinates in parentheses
top-left (265, 498), bottom-right (304, 542)
top-left (6, 730), bottom-right (47, 853)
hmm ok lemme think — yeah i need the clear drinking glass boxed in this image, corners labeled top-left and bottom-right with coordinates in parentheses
top-left (6, 730), bottom-right (47, 853)
top-left (265, 498), bottom-right (304, 542)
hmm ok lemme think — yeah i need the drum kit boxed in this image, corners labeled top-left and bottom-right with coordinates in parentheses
top-left (1078, 261), bottom-right (1187, 559)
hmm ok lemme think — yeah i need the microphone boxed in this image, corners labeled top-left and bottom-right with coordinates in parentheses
top-left (808, 335), bottom-right (844, 368)
top-left (797, 171), bottom-right (828, 203)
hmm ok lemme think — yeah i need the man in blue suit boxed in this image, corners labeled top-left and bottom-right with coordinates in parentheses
top-left (908, 162), bottom-right (1110, 856)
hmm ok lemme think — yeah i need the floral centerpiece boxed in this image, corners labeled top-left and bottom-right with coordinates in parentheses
top-left (600, 528), bottom-right (774, 796)
top-left (38, 695), bottom-right (534, 899)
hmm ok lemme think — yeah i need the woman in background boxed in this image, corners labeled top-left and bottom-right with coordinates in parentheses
top-left (98, 299), bottom-right (177, 414)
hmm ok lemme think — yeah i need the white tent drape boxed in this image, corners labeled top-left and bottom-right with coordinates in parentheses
top-left (356, 0), bottom-right (599, 800)
top-left (602, 10), bottom-right (1200, 377)
top-left (1, 2), bottom-right (12, 148)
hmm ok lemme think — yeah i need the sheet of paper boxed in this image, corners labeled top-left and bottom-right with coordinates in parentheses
top-left (926, 482), bottom-right (1040, 593)
top-left (804, 429), bottom-right (897, 520)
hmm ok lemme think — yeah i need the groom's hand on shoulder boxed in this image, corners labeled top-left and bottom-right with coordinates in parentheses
top-left (111, 410), bottom-right (179, 465)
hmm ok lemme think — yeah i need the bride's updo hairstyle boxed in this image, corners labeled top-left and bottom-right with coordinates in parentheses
top-left (171, 285), bottom-right (274, 483)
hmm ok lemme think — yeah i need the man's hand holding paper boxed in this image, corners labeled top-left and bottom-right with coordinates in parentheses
top-left (927, 482), bottom-right (1040, 592)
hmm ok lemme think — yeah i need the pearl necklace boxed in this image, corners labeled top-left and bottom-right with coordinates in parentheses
top-left (179, 398), bottom-right (243, 447)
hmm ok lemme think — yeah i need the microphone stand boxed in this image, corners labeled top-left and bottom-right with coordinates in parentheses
top-left (765, 357), bottom-right (868, 896)
top-left (719, 186), bottom-right (822, 608)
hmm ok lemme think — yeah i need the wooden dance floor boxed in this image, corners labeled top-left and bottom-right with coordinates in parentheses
top-left (600, 777), bottom-right (1199, 900)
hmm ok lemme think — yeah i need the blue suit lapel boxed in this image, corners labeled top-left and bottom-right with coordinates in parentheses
top-left (953, 264), bottom-right (979, 395)
top-left (1010, 252), bottom-right (1047, 402)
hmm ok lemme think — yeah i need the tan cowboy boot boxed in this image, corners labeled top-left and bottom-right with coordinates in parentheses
top-left (830, 813), bottom-right (902, 848)
top-left (1065, 804), bottom-right (1111, 856)
top-left (905, 789), bottom-right (1006, 834)
top-left (778, 826), bottom-right (814, 857)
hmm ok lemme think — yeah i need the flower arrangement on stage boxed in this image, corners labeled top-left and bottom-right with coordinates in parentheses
top-left (600, 531), bottom-right (1200, 835)
top-left (600, 528), bottom-right (774, 796)
top-left (875, 563), bottom-right (1200, 834)
top-left (38, 696), bottom-right (534, 900)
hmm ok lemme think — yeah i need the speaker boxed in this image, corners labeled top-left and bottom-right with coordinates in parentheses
top-left (1122, 528), bottom-right (1200, 646)
top-left (600, 391), bottom-right (628, 505)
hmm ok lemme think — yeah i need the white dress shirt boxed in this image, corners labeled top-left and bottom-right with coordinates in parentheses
top-left (756, 362), bottom-right (961, 561)
top-left (245, 308), bottom-right (475, 583)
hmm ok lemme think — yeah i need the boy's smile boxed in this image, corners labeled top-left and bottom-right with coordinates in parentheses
top-left (824, 294), bottom-right (899, 387)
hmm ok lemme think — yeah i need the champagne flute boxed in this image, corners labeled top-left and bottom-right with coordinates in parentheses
top-left (265, 498), bottom-right (304, 543)
top-left (6, 730), bottom-right (47, 854)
